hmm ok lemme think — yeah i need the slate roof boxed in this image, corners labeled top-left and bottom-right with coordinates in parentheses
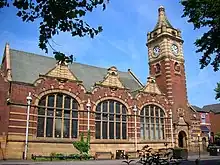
top-left (9, 49), bottom-right (143, 92)
top-left (192, 105), bottom-right (205, 113)
top-left (192, 104), bottom-right (220, 114)
top-left (203, 104), bottom-right (220, 114)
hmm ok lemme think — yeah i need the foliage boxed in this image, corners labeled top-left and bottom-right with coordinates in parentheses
top-left (0, 0), bottom-right (109, 63)
top-left (215, 132), bottom-right (220, 138)
top-left (73, 129), bottom-right (90, 154)
top-left (181, 0), bottom-right (220, 100)
top-left (181, 0), bottom-right (220, 72)
top-left (214, 82), bottom-right (220, 100)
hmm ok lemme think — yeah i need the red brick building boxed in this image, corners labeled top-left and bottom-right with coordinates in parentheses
top-left (0, 6), bottom-right (201, 159)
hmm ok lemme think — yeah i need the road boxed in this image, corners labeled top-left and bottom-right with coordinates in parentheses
top-left (0, 155), bottom-right (220, 165)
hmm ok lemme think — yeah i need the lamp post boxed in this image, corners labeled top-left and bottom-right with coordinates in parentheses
top-left (133, 105), bottom-right (138, 152)
top-left (24, 92), bottom-right (32, 160)
top-left (198, 133), bottom-right (201, 159)
top-left (86, 98), bottom-right (91, 131)
top-left (169, 110), bottom-right (174, 147)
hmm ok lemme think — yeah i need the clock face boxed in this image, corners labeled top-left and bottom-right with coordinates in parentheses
top-left (171, 44), bottom-right (179, 55)
top-left (153, 46), bottom-right (160, 57)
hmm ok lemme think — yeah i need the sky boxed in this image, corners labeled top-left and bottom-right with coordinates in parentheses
top-left (0, 0), bottom-right (219, 108)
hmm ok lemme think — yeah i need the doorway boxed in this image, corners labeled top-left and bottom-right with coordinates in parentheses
top-left (202, 137), bottom-right (207, 151)
top-left (178, 131), bottom-right (187, 148)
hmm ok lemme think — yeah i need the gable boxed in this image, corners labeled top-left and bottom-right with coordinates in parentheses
top-left (96, 66), bottom-right (125, 89)
top-left (140, 76), bottom-right (162, 95)
top-left (46, 64), bottom-right (77, 81)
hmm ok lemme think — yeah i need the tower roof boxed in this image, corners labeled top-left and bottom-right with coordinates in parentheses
top-left (153, 6), bottom-right (173, 30)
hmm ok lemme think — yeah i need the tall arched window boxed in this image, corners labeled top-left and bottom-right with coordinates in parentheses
top-left (37, 93), bottom-right (78, 138)
top-left (95, 100), bottom-right (127, 139)
top-left (140, 104), bottom-right (165, 140)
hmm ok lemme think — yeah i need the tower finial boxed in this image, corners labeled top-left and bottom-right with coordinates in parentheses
top-left (153, 5), bottom-right (173, 30)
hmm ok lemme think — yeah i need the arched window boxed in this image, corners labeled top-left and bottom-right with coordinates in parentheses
top-left (95, 100), bottom-right (127, 139)
top-left (37, 93), bottom-right (78, 138)
top-left (140, 104), bottom-right (165, 140)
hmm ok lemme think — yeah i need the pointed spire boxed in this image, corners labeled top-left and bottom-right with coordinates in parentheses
top-left (154, 6), bottom-right (173, 30)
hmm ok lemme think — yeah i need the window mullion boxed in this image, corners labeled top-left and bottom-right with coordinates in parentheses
top-left (107, 101), bottom-right (109, 139)
top-left (61, 95), bottom-right (65, 138)
top-left (70, 99), bottom-right (72, 139)
top-left (120, 104), bottom-right (122, 140)
top-left (100, 102), bottom-right (103, 139)
top-left (44, 96), bottom-right (48, 138)
top-left (114, 102), bottom-right (116, 139)
top-left (53, 94), bottom-right (57, 138)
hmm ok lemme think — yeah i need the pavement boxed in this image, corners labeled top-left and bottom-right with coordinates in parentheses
top-left (0, 154), bottom-right (220, 165)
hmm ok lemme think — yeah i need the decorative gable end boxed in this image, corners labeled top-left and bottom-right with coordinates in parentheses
top-left (140, 76), bottom-right (162, 95)
top-left (46, 64), bottom-right (77, 81)
top-left (96, 66), bottom-right (125, 89)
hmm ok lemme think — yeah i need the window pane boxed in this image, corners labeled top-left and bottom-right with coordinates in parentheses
top-left (155, 109), bottom-right (159, 117)
top-left (72, 119), bottom-right (78, 138)
top-left (122, 123), bottom-right (126, 139)
top-left (64, 96), bottom-right (71, 109)
top-left (122, 106), bottom-right (127, 114)
top-left (64, 110), bottom-right (70, 118)
top-left (96, 104), bottom-right (101, 112)
top-left (160, 109), bottom-right (164, 117)
top-left (95, 121), bottom-right (101, 139)
top-left (56, 110), bottom-right (62, 117)
top-left (151, 124), bottom-right (155, 139)
top-left (122, 115), bottom-right (126, 121)
top-left (55, 118), bottom-right (62, 138)
top-left (37, 117), bottom-right (44, 137)
top-left (72, 111), bottom-right (78, 118)
top-left (48, 95), bottom-right (55, 107)
top-left (39, 97), bottom-right (46, 106)
top-left (63, 119), bottom-right (70, 138)
top-left (109, 101), bottom-right (114, 113)
top-left (116, 115), bottom-right (120, 121)
top-left (140, 110), bottom-right (144, 116)
top-left (140, 117), bottom-right (144, 123)
top-left (116, 102), bottom-right (120, 113)
top-left (150, 108), bottom-right (154, 116)
top-left (155, 124), bottom-right (159, 139)
top-left (109, 122), bottom-right (114, 139)
top-left (102, 113), bottom-right (108, 120)
top-left (46, 118), bottom-right (53, 137)
top-left (96, 113), bottom-right (101, 120)
top-left (109, 114), bottom-right (114, 121)
top-left (116, 122), bottom-right (120, 139)
top-left (146, 124), bottom-right (150, 139)
top-left (38, 107), bottom-right (45, 115)
top-left (102, 122), bottom-right (107, 139)
top-left (56, 94), bottom-right (63, 108)
top-left (145, 107), bottom-right (149, 116)
top-left (72, 101), bottom-right (78, 110)
top-left (47, 108), bottom-right (54, 116)
top-left (102, 102), bottom-right (108, 112)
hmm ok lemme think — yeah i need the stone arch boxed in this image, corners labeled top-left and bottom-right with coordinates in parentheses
top-left (92, 96), bottom-right (131, 115)
top-left (34, 89), bottom-right (84, 110)
top-left (139, 102), bottom-right (167, 116)
top-left (178, 130), bottom-right (187, 148)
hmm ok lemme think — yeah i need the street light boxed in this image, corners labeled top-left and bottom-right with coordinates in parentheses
top-left (24, 92), bottom-right (32, 160)
top-left (198, 133), bottom-right (201, 159)
top-left (169, 110), bottom-right (174, 147)
top-left (86, 98), bottom-right (91, 131)
top-left (133, 105), bottom-right (138, 152)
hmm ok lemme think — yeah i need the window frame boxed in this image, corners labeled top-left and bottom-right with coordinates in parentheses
top-left (36, 93), bottom-right (79, 139)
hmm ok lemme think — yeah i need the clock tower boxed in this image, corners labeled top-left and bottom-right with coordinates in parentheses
top-left (146, 6), bottom-right (199, 148)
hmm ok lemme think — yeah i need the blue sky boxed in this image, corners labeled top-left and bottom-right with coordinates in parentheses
top-left (0, 0), bottom-right (219, 107)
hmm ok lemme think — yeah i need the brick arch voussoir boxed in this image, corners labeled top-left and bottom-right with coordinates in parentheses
top-left (92, 96), bottom-right (132, 115)
top-left (34, 89), bottom-right (84, 110)
top-left (139, 102), bottom-right (168, 117)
